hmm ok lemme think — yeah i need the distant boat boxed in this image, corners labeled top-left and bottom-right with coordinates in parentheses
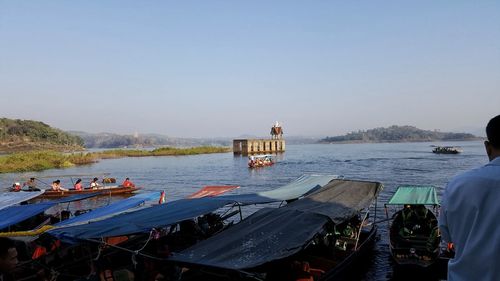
top-left (248, 154), bottom-right (275, 168)
top-left (432, 146), bottom-right (462, 154)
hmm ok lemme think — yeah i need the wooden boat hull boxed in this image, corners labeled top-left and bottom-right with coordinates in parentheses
top-left (248, 162), bottom-right (274, 168)
top-left (39, 186), bottom-right (139, 198)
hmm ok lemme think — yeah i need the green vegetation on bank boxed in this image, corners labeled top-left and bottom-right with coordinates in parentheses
top-left (94, 146), bottom-right (231, 159)
top-left (320, 125), bottom-right (479, 143)
top-left (0, 146), bottom-right (231, 173)
top-left (0, 151), bottom-right (97, 173)
top-left (0, 118), bottom-right (84, 152)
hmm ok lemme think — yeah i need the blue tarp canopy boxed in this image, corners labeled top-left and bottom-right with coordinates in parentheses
top-left (387, 185), bottom-right (439, 205)
top-left (55, 192), bottom-right (160, 227)
top-left (47, 174), bottom-right (338, 242)
top-left (48, 197), bottom-right (236, 243)
top-left (0, 193), bottom-right (100, 230)
top-left (0, 191), bottom-right (45, 211)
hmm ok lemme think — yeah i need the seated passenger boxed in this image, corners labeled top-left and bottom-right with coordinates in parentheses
top-left (394, 205), bottom-right (417, 237)
top-left (73, 178), bottom-right (83, 191)
top-left (10, 182), bottom-right (21, 192)
top-left (23, 177), bottom-right (40, 191)
top-left (90, 177), bottom-right (100, 189)
top-left (51, 180), bottom-right (68, 191)
top-left (412, 205), bottom-right (434, 235)
top-left (121, 177), bottom-right (135, 188)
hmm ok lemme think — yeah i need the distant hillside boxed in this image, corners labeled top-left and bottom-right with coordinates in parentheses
top-left (0, 118), bottom-right (84, 152)
top-left (320, 125), bottom-right (480, 143)
top-left (72, 132), bottom-right (319, 148)
top-left (71, 131), bottom-right (231, 148)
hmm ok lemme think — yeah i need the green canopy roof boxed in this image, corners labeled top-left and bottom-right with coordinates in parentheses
top-left (387, 185), bottom-right (439, 205)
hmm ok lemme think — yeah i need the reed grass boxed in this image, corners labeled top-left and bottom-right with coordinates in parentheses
top-left (0, 146), bottom-right (231, 173)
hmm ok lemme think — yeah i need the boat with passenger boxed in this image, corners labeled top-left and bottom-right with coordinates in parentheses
top-left (248, 154), bottom-right (275, 168)
top-left (432, 146), bottom-right (462, 154)
top-left (385, 185), bottom-right (441, 268)
top-left (0, 192), bottom-right (103, 239)
top-left (39, 184), bottom-right (140, 198)
top-left (10, 175), bottom-right (338, 281)
top-left (8, 176), bottom-right (140, 198)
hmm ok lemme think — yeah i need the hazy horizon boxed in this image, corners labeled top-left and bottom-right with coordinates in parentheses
top-left (1, 1), bottom-right (498, 138)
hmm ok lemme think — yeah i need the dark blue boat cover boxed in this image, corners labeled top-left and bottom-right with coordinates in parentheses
top-left (170, 179), bottom-right (382, 270)
top-left (47, 175), bottom-right (338, 242)
top-left (55, 192), bottom-right (161, 227)
top-left (0, 193), bottom-right (100, 230)
top-left (48, 197), bottom-right (236, 243)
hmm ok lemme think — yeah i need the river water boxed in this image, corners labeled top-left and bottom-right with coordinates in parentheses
top-left (0, 141), bottom-right (487, 280)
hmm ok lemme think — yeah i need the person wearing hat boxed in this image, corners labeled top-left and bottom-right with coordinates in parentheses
top-left (23, 177), bottom-right (40, 191)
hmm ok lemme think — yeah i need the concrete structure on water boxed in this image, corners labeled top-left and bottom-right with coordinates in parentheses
top-left (233, 122), bottom-right (285, 155)
top-left (233, 139), bottom-right (286, 155)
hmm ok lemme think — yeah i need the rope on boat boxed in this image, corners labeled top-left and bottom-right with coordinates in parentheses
top-left (49, 269), bottom-right (60, 281)
top-left (85, 231), bottom-right (164, 262)
top-left (93, 238), bottom-right (106, 260)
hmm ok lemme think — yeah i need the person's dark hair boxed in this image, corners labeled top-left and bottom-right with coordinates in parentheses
top-left (486, 115), bottom-right (500, 148)
top-left (75, 179), bottom-right (82, 184)
top-left (0, 237), bottom-right (15, 257)
top-left (93, 177), bottom-right (98, 181)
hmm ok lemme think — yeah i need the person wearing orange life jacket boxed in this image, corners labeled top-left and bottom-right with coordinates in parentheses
top-left (73, 178), bottom-right (83, 191)
top-left (10, 183), bottom-right (21, 192)
top-left (121, 177), bottom-right (135, 188)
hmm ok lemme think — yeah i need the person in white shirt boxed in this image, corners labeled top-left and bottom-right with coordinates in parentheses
top-left (90, 177), bottom-right (100, 189)
top-left (439, 115), bottom-right (500, 281)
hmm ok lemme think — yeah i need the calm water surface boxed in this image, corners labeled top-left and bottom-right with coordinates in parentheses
top-left (0, 141), bottom-right (487, 280)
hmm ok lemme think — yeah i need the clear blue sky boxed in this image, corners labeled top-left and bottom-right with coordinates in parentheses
top-left (1, 1), bottom-right (499, 137)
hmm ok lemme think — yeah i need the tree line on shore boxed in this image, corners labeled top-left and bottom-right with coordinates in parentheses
top-left (320, 125), bottom-right (479, 143)
top-left (0, 118), bottom-right (231, 173)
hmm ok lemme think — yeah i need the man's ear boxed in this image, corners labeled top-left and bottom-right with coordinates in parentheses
top-left (485, 140), bottom-right (493, 159)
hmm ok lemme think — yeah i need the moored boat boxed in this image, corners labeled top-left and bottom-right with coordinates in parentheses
top-left (0, 192), bottom-right (102, 237)
top-left (432, 146), bottom-right (462, 154)
top-left (170, 179), bottom-right (383, 281)
top-left (15, 175), bottom-right (338, 281)
top-left (385, 185), bottom-right (441, 268)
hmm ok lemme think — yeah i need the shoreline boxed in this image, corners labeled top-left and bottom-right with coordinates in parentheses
top-left (0, 146), bottom-right (231, 173)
